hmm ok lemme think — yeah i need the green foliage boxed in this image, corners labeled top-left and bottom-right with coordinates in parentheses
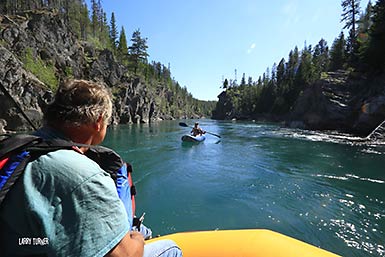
top-left (128, 29), bottom-right (149, 74)
top-left (23, 48), bottom-right (58, 91)
top-left (109, 12), bottom-right (118, 50)
top-left (64, 66), bottom-right (73, 78)
top-left (320, 72), bottom-right (329, 79)
top-left (215, 35), bottom-right (336, 118)
top-left (222, 78), bottom-right (229, 89)
top-left (87, 35), bottom-right (105, 50)
top-left (341, 0), bottom-right (361, 63)
top-left (65, 1), bottom-right (88, 39)
top-left (313, 38), bottom-right (330, 76)
top-left (341, 0), bottom-right (361, 29)
top-left (117, 26), bottom-right (129, 65)
top-left (329, 32), bottom-right (347, 71)
top-left (98, 12), bottom-right (112, 48)
top-left (296, 45), bottom-right (316, 86)
top-left (362, 0), bottom-right (385, 73)
top-left (276, 58), bottom-right (286, 85)
top-left (213, 0), bottom-right (384, 121)
top-left (90, 0), bottom-right (99, 37)
top-left (5, 0), bottom-right (384, 122)
top-left (0, 0), bottom-right (214, 120)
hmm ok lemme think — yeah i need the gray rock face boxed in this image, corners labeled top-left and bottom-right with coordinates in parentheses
top-left (0, 45), bottom-right (50, 131)
top-left (289, 71), bottom-right (353, 131)
top-left (0, 12), bottom-right (172, 131)
top-left (0, 119), bottom-right (8, 133)
top-left (213, 70), bottom-right (385, 136)
top-left (211, 91), bottom-right (235, 120)
top-left (289, 71), bottom-right (385, 136)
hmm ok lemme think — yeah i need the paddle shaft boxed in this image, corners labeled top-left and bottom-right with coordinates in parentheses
top-left (0, 82), bottom-right (38, 131)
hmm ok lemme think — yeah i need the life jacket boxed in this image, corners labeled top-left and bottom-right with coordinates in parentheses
top-left (85, 145), bottom-right (136, 223)
top-left (0, 134), bottom-right (136, 228)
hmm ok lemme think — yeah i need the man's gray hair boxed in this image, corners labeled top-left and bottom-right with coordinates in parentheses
top-left (44, 80), bottom-right (112, 127)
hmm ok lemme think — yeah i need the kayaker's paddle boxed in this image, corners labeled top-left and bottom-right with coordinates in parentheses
top-left (179, 122), bottom-right (221, 138)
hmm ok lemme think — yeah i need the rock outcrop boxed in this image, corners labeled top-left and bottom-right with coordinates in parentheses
top-left (0, 11), bottom-right (200, 132)
top-left (211, 91), bottom-right (235, 120)
top-left (0, 45), bottom-right (49, 131)
top-left (213, 70), bottom-right (385, 136)
top-left (288, 71), bottom-right (385, 136)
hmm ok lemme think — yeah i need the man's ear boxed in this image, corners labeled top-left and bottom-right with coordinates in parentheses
top-left (95, 115), bottom-right (104, 131)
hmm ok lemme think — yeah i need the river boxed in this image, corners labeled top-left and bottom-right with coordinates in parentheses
top-left (102, 119), bottom-right (385, 257)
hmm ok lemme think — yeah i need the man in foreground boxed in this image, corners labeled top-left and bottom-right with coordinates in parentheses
top-left (0, 79), bottom-right (182, 257)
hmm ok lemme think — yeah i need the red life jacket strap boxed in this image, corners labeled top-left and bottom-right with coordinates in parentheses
top-left (0, 157), bottom-right (9, 169)
top-left (127, 169), bottom-right (136, 216)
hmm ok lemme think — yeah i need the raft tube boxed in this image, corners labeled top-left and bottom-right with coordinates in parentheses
top-left (147, 229), bottom-right (341, 257)
top-left (181, 134), bottom-right (206, 142)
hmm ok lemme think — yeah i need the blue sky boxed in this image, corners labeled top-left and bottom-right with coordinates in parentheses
top-left (89, 0), bottom-right (369, 101)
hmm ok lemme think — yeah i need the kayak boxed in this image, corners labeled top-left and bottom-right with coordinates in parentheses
top-left (147, 229), bottom-right (341, 257)
top-left (181, 134), bottom-right (206, 142)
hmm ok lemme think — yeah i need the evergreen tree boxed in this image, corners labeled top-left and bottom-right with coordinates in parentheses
top-left (222, 78), bottom-right (229, 89)
top-left (286, 46), bottom-right (299, 82)
top-left (264, 67), bottom-right (270, 83)
top-left (313, 38), bottom-right (329, 76)
top-left (271, 63), bottom-right (277, 84)
top-left (257, 76), bottom-right (262, 86)
top-left (358, 1), bottom-right (373, 34)
top-left (341, 0), bottom-right (361, 63)
top-left (128, 29), bottom-right (149, 74)
top-left (110, 12), bottom-right (118, 50)
top-left (296, 46), bottom-right (315, 86)
top-left (357, 1), bottom-right (373, 70)
top-left (240, 73), bottom-right (246, 86)
top-left (117, 26), bottom-right (129, 64)
top-left (90, 0), bottom-right (99, 37)
top-left (66, 0), bottom-right (82, 38)
top-left (363, 0), bottom-right (385, 73)
top-left (329, 32), bottom-right (347, 71)
top-left (247, 76), bottom-right (253, 86)
top-left (276, 58), bottom-right (286, 86)
top-left (98, 11), bottom-right (110, 47)
top-left (79, 2), bottom-right (90, 40)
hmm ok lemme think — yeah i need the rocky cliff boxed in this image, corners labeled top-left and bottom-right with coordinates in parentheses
top-left (213, 70), bottom-right (385, 137)
top-left (288, 71), bottom-right (385, 137)
top-left (0, 11), bottom-right (200, 132)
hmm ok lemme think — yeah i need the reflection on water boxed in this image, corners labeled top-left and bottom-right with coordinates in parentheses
top-left (103, 120), bottom-right (385, 257)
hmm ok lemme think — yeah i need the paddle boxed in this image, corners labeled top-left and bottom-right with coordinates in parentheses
top-left (179, 122), bottom-right (221, 138)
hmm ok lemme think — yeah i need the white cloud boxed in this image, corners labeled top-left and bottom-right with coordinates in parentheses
top-left (247, 43), bottom-right (256, 54)
top-left (282, 0), bottom-right (298, 15)
top-left (282, 0), bottom-right (300, 27)
top-left (311, 12), bottom-right (320, 23)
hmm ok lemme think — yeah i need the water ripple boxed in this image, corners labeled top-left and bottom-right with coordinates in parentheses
top-left (330, 218), bottom-right (384, 256)
top-left (315, 173), bottom-right (385, 184)
top-left (104, 121), bottom-right (385, 257)
top-left (346, 174), bottom-right (385, 184)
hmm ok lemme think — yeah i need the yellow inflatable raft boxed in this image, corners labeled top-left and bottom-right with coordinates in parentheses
top-left (148, 229), bottom-right (341, 257)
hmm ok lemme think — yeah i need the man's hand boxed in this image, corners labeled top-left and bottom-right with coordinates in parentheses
top-left (106, 231), bottom-right (144, 257)
top-left (130, 231), bottom-right (145, 243)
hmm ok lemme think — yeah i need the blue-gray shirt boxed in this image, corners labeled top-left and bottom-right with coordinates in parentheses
top-left (0, 146), bottom-right (130, 256)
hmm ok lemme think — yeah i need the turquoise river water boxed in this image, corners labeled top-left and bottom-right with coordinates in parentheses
top-left (102, 120), bottom-right (385, 257)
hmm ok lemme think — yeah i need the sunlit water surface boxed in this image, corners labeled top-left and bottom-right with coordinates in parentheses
top-left (103, 120), bottom-right (385, 257)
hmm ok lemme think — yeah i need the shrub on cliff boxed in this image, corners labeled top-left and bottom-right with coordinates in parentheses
top-left (23, 48), bottom-right (58, 91)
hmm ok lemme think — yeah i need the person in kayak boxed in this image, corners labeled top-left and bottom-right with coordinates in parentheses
top-left (0, 79), bottom-right (182, 257)
top-left (191, 122), bottom-right (206, 136)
